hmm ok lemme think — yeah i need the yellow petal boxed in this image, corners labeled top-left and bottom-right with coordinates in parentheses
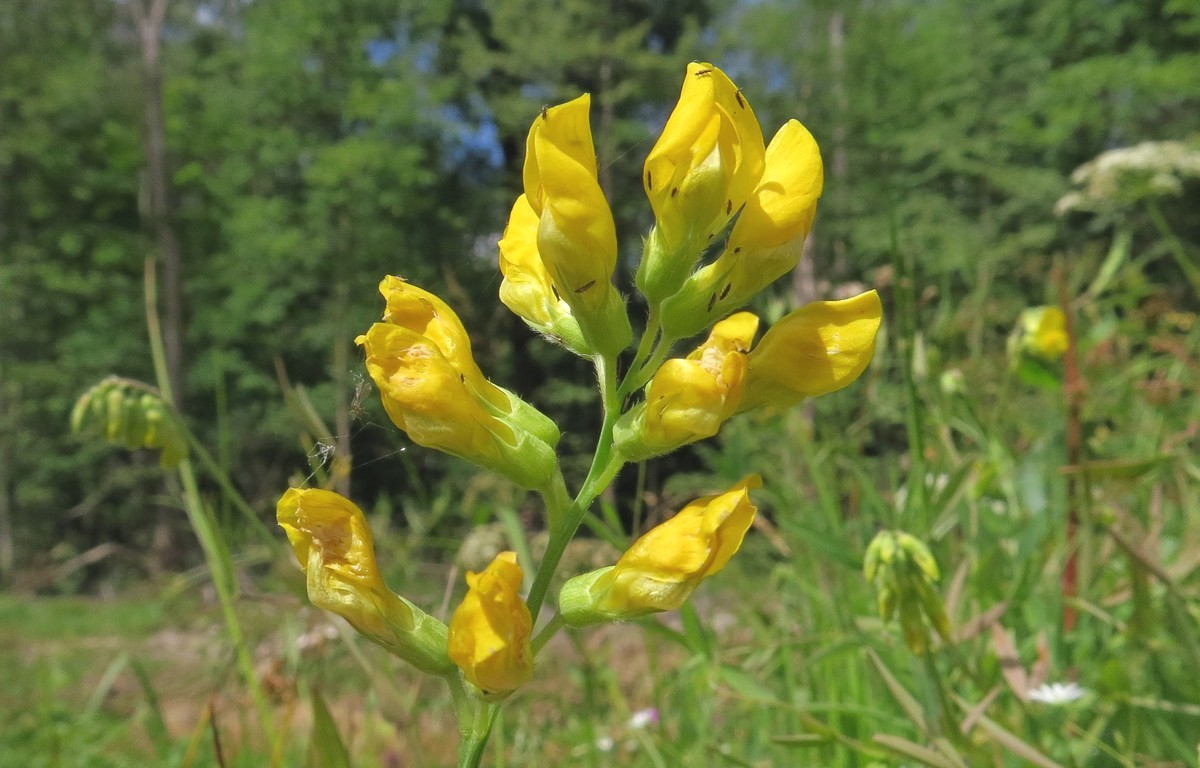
top-left (524, 94), bottom-right (616, 287)
top-left (448, 551), bottom-right (534, 695)
top-left (277, 488), bottom-right (413, 640)
top-left (598, 475), bottom-right (760, 614)
top-left (358, 322), bottom-right (513, 460)
top-left (523, 96), bottom-right (598, 216)
top-left (616, 312), bottom-right (758, 459)
top-left (498, 194), bottom-right (588, 349)
top-left (728, 120), bottom-right (823, 253)
top-left (516, 95), bottom-right (631, 355)
top-left (739, 290), bottom-right (882, 412)
top-left (376, 276), bottom-right (505, 408)
top-left (687, 311), bottom-right (760, 360)
top-left (1031, 307), bottom-right (1068, 359)
top-left (644, 63), bottom-right (765, 252)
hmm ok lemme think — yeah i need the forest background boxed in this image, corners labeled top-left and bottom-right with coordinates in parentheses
top-left (2, 0), bottom-right (1200, 765)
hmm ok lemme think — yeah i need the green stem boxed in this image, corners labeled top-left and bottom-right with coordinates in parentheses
top-left (144, 257), bottom-right (274, 740)
top-left (1145, 198), bottom-right (1200, 296)
top-left (178, 459), bottom-right (274, 738)
top-left (451, 678), bottom-right (500, 768)
top-left (526, 355), bottom-right (624, 622)
top-left (617, 335), bottom-right (673, 401)
top-left (887, 203), bottom-right (928, 527)
top-left (180, 422), bottom-right (276, 545)
top-left (539, 471), bottom-right (573, 534)
top-left (532, 613), bottom-right (565, 655)
top-left (630, 307), bottom-right (661, 375)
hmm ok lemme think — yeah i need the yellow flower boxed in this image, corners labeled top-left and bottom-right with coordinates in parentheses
top-left (638, 62), bottom-right (766, 303)
top-left (519, 94), bottom-right (631, 356)
top-left (559, 476), bottom-right (760, 625)
top-left (614, 313), bottom-right (759, 460)
top-left (276, 488), bottom-right (451, 674)
top-left (448, 551), bottom-right (534, 697)
top-left (357, 277), bottom-right (558, 489)
top-left (737, 291), bottom-right (882, 412)
top-left (660, 120), bottom-right (824, 339)
top-left (1021, 306), bottom-right (1069, 360)
top-left (498, 194), bottom-right (591, 355)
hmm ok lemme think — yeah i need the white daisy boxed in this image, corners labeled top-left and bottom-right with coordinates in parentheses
top-left (1028, 681), bottom-right (1087, 704)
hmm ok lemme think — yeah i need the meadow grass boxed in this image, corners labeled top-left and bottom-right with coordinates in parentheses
top-left (7, 259), bottom-right (1200, 767)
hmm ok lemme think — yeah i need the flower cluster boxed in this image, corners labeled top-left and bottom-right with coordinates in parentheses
top-left (276, 62), bottom-right (882, 757)
top-left (863, 529), bottom-right (951, 653)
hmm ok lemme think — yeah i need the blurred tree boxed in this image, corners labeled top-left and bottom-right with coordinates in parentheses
top-left (718, 0), bottom-right (1200, 347)
top-left (0, 0), bottom-right (161, 584)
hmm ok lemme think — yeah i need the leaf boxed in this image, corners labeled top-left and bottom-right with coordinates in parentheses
top-left (719, 664), bottom-right (780, 703)
top-left (872, 734), bottom-right (960, 768)
top-left (866, 648), bottom-right (927, 733)
top-left (1084, 225), bottom-right (1132, 298)
top-left (957, 686), bottom-right (1002, 736)
top-left (772, 733), bottom-right (832, 748)
top-left (969, 711), bottom-right (1064, 768)
top-left (990, 623), bottom-right (1028, 701)
top-left (1014, 356), bottom-right (1062, 392)
top-left (1057, 455), bottom-right (1172, 481)
top-left (129, 659), bottom-right (171, 758)
top-left (954, 602), bottom-right (1007, 643)
top-left (306, 688), bottom-right (353, 768)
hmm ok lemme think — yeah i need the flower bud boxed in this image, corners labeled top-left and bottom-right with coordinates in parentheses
top-left (277, 488), bottom-right (452, 675)
top-left (637, 63), bottom-right (765, 304)
top-left (498, 194), bottom-right (592, 355)
top-left (448, 551), bottom-right (534, 697)
top-left (522, 95), bottom-right (631, 356)
top-left (660, 120), bottom-right (823, 339)
top-left (559, 476), bottom-right (760, 625)
top-left (863, 529), bottom-right (950, 654)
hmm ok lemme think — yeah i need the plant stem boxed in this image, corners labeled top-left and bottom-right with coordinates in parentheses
top-left (526, 354), bottom-right (624, 622)
top-left (1055, 264), bottom-right (1084, 637)
top-left (532, 613), bottom-right (566, 655)
top-left (1146, 198), bottom-right (1200, 296)
top-left (630, 307), bottom-right (661, 375)
top-left (617, 335), bottom-right (672, 401)
top-left (144, 257), bottom-right (274, 740)
top-left (887, 203), bottom-right (928, 528)
top-left (451, 678), bottom-right (500, 768)
top-left (177, 458), bottom-right (274, 738)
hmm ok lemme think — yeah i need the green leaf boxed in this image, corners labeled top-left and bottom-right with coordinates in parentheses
top-left (306, 687), bottom-right (353, 768)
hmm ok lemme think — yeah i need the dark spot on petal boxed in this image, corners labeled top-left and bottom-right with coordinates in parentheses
top-left (551, 285), bottom-right (561, 301)
top-left (733, 247), bottom-right (742, 254)
top-left (726, 199), bottom-right (733, 215)
top-left (459, 373), bottom-right (465, 383)
top-left (707, 293), bottom-right (716, 312)
top-left (694, 67), bottom-right (712, 76)
top-left (646, 170), bottom-right (652, 188)
top-left (670, 187), bottom-right (679, 198)
top-left (719, 283), bottom-right (731, 300)
top-left (574, 280), bottom-right (596, 293)
top-left (735, 90), bottom-right (746, 109)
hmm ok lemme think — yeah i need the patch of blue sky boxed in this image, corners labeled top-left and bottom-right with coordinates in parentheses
top-left (439, 102), bottom-right (505, 175)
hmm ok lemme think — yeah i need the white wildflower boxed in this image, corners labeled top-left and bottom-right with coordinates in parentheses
top-left (1028, 681), bottom-right (1087, 704)
top-left (629, 707), bottom-right (659, 729)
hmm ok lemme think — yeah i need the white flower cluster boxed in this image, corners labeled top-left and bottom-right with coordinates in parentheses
top-left (1055, 140), bottom-right (1200, 215)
